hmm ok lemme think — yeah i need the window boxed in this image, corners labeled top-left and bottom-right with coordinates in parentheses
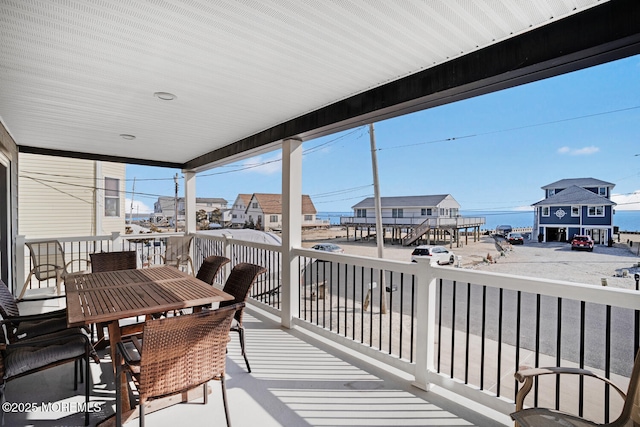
top-left (392, 208), bottom-right (403, 218)
top-left (548, 189), bottom-right (556, 197)
top-left (588, 206), bottom-right (604, 217)
top-left (571, 206), bottom-right (580, 217)
top-left (426, 208), bottom-right (432, 215)
top-left (304, 215), bottom-right (312, 221)
top-left (440, 208), bottom-right (445, 215)
top-left (270, 215), bottom-right (278, 223)
top-left (421, 209), bottom-right (426, 215)
top-left (356, 209), bottom-right (367, 218)
top-left (104, 178), bottom-right (120, 217)
top-left (232, 214), bottom-right (237, 219)
top-left (542, 207), bottom-right (550, 217)
top-left (252, 202), bottom-right (258, 208)
top-left (598, 187), bottom-right (607, 196)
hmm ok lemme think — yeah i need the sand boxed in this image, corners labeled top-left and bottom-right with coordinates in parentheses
top-left (300, 226), bottom-right (640, 289)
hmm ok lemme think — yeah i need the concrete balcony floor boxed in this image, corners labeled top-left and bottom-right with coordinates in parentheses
top-left (4, 305), bottom-right (511, 427)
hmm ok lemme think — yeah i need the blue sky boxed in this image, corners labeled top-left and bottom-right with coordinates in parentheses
top-left (126, 54), bottom-right (640, 215)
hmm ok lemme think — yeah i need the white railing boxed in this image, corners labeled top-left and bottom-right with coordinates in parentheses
top-left (16, 231), bottom-right (640, 422)
top-left (340, 216), bottom-right (486, 227)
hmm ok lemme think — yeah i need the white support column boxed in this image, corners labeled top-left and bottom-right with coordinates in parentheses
top-left (184, 171), bottom-right (196, 234)
top-left (281, 138), bottom-right (303, 329)
top-left (413, 259), bottom-right (437, 390)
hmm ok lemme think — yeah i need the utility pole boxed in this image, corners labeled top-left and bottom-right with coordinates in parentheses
top-left (128, 177), bottom-right (136, 225)
top-left (174, 173), bottom-right (179, 232)
top-left (366, 123), bottom-right (387, 314)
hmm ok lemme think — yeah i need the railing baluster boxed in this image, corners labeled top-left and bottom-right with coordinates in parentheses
top-left (465, 282), bottom-right (471, 384)
top-left (480, 285), bottom-right (486, 390)
top-left (556, 297), bottom-right (562, 411)
top-left (497, 287), bottom-right (503, 397)
top-left (437, 278), bottom-right (443, 373)
top-left (605, 304), bottom-right (611, 423)
top-left (451, 280), bottom-right (457, 379)
top-left (515, 290), bottom-right (521, 402)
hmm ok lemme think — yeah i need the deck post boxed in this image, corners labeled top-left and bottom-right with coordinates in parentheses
top-left (281, 138), bottom-right (302, 329)
top-left (413, 258), bottom-right (436, 390)
top-left (184, 171), bottom-right (196, 234)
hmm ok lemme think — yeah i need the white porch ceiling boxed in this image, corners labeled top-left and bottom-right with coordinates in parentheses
top-left (0, 0), bottom-right (630, 169)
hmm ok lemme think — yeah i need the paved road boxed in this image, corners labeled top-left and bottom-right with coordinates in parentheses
top-left (437, 279), bottom-right (637, 376)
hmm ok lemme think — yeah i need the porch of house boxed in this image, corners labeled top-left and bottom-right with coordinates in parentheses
top-left (5, 303), bottom-right (508, 427)
top-left (9, 231), bottom-right (640, 427)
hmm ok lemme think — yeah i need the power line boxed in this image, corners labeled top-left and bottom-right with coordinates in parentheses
top-left (378, 105), bottom-right (640, 151)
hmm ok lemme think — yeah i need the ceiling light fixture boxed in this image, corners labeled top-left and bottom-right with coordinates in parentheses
top-left (119, 134), bottom-right (136, 140)
top-left (154, 91), bottom-right (177, 101)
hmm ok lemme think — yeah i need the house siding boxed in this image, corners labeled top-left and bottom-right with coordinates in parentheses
top-left (538, 206), bottom-right (581, 225)
top-left (18, 154), bottom-right (125, 238)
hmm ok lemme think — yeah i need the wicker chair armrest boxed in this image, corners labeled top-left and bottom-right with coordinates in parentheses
top-left (514, 366), bottom-right (626, 412)
top-left (116, 340), bottom-right (140, 365)
top-left (0, 310), bottom-right (66, 324)
top-left (6, 331), bottom-right (91, 349)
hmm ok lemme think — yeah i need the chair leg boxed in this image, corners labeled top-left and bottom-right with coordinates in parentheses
top-left (116, 353), bottom-right (122, 427)
top-left (238, 326), bottom-right (251, 373)
top-left (84, 351), bottom-right (90, 426)
top-left (1, 383), bottom-right (6, 426)
top-left (220, 375), bottom-right (231, 427)
top-left (203, 383), bottom-right (208, 405)
top-left (140, 402), bottom-right (145, 427)
top-left (74, 360), bottom-right (78, 390)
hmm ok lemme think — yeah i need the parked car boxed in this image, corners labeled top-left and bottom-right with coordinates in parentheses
top-left (571, 235), bottom-right (594, 251)
top-left (495, 225), bottom-right (513, 236)
top-left (506, 232), bottom-right (524, 245)
top-left (410, 245), bottom-right (455, 265)
top-left (311, 243), bottom-right (344, 253)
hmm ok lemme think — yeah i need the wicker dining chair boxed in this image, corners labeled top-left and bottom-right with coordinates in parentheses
top-left (18, 240), bottom-right (91, 301)
top-left (0, 328), bottom-right (92, 426)
top-left (90, 251), bottom-right (138, 346)
top-left (511, 348), bottom-right (640, 426)
top-left (218, 263), bottom-right (267, 373)
top-left (0, 279), bottom-right (68, 343)
top-left (116, 303), bottom-right (244, 427)
top-left (196, 256), bottom-right (230, 286)
top-left (90, 251), bottom-right (138, 273)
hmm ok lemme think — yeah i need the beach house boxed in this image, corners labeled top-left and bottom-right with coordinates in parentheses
top-left (532, 178), bottom-right (616, 244)
top-left (153, 196), bottom-right (227, 226)
top-left (343, 195), bottom-right (485, 245)
top-left (229, 194), bottom-right (252, 228)
top-left (244, 193), bottom-right (318, 231)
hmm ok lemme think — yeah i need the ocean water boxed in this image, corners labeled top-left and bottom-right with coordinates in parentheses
top-left (317, 210), bottom-right (640, 232)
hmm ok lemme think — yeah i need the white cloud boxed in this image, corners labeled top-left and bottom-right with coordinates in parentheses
top-left (240, 153), bottom-right (282, 175)
top-left (557, 146), bottom-right (599, 155)
top-left (125, 199), bottom-right (153, 214)
top-left (612, 190), bottom-right (640, 211)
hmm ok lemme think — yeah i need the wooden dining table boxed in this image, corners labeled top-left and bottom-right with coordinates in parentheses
top-left (65, 266), bottom-right (233, 425)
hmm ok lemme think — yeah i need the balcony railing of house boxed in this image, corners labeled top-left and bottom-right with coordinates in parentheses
top-left (340, 215), bottom-right (486, 227)
top-left (16, 231), bottom-right (640, 423)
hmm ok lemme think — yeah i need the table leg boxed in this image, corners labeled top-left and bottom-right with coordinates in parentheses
top-left (107, 321), bottom-right (131, 413)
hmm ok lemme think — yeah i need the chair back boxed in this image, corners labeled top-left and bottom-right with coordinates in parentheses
top-left (137, 303), bottom-right (243, 404)
top-left (90, 251), bottom-right (137, 273)
top-left (0, 280), bottom-right (20, 318)
top-left (195, 256), bottom-right (230, 285)
top-left (219, 263), bottom-right (267, 323)
top-left (25, 240), bottom-right (66, 281)
top-left (164, 235), bottom-right (193, 265)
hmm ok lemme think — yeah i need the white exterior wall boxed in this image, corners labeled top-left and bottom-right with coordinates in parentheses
top-left (245, 200), bottom-right (264, 227)
top-left (230, 196), bottom-right (249, 227)
top-left (18, 153), bottom-right (125, 238)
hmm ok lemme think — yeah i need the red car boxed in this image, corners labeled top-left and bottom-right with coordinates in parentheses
top-left (571, 235), bottom-right (594, 251)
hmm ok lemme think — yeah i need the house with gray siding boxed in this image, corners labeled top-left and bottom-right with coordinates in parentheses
top-left (532, 178), bottom-right (616, 244)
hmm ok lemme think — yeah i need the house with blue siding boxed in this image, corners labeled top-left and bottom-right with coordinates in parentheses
top-left (532, 178), bottom-right (616, 245)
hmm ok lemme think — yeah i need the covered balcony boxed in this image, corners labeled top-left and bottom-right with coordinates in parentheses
top-left (1, 1), bottom-right (640, 426)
